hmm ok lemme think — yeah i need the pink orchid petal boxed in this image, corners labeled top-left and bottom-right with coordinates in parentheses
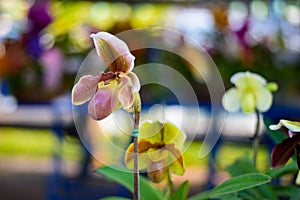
top-left (118, 76), bottom-right (134, 109)
top-left (90, 32), bottom-right (135, 73)
top-left (88, 84), bottom-right (119, 120)
top-left (72, 74), bottom-right (100, 105)
top-left (127, 72), bottom-right (141, 92)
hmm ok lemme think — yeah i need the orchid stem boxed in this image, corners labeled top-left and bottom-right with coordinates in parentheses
top-left (133, 111), bottom-right (140, 200)
top-left (167, 170), bottom-right (173, 194)
top-left (252, 109), bottom-right (260, 167)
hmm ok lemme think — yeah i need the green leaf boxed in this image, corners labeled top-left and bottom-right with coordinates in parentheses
top-left (226, 157), bottom-right (277, 200)
top-left (189, 173), bottom-right (271, 200)
top-left (238, 189), bottom-right (262, 200)
top-left (208, 173), bottom-right (271, 198)
top-left (172, 180), bottom-right (189, 200)
top-left (266, 162), bottom-right (298, 178)
top-left (219, 193), bottom-right (241, 200)
top-left (226, 157), bottom-right (257, 177)
top-left (188, 191), bottom-right (210, 200)
top-left (96, 165), bottom-right (164, 200)
top-left (271, 185), bottom-right (300, 200)
top-left (238, 186), bottom-right (278, 200)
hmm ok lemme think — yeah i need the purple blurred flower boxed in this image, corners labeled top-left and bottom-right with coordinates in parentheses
top-left (40, 48), bottom-right (64, 91)
top-left (25, 1), bottom-right (52, 57)
top-left (28, 2), bottom-right (52, 34)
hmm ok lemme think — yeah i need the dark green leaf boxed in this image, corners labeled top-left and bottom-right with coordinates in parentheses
top-left (219, 193), bottom-right (241, 200)
top-left (189, 173), bottom-right (271, 200)
top-left (266, 162), bottom-right (298, 178)
top-left (238, 189), bottom-right (262, 200)
top-left (96, 165), bottom-right (164, 200)
top-left (226, 157), bottom-right (257, 177)
top-left (226, 157), bottom-right (277, 200)
top-left (188, 190), bottom-right (210, 200)
top-left (208, 173), bottom-right (271, 198)
top-left (255, 184), bottom-right (277, 200)
top-left (238, 185), bottom-right (278, 200)
top-left (271, 185), bottom-right (300, 200)
top-left (172, 180), bottom-right (189, 200)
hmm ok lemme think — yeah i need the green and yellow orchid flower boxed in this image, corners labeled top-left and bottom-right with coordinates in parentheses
top-left (125, 120), bottom-right (186, 183)
top-left (222, 71), bottom-right (278, 114)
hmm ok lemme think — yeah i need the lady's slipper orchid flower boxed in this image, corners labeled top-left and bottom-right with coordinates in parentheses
top-left (222, 71), bottom-right (278, 114)
top-left (125, 121), bottom-right (186, 183)
top-left (72, 32), bottom-right (140, 120)
top-left (269, 120), bottom-right (300, 169)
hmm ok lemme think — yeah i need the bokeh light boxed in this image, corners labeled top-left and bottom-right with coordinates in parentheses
top-left (251, 0), bottom-right (268, 19)
top-left (285, 4), bottom-right (300, 26)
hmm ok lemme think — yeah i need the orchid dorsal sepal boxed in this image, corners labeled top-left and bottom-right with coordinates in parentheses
top-left (230, 71), bottom-right (267, 87)
top-left (90, 32), bottom-right (135, 73)
top-left (269, 119), bottom-right (300, 132)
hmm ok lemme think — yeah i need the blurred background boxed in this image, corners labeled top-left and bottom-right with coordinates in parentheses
top-left (0, 0), bottom-right (299, 199)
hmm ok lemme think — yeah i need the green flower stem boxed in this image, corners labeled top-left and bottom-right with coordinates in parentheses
top-left (133, 111), bottom-right (140, 200)
top-left (167, 170), bottom-right (174, 194)
top-left (252, 109), bottom-right (260, 167)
